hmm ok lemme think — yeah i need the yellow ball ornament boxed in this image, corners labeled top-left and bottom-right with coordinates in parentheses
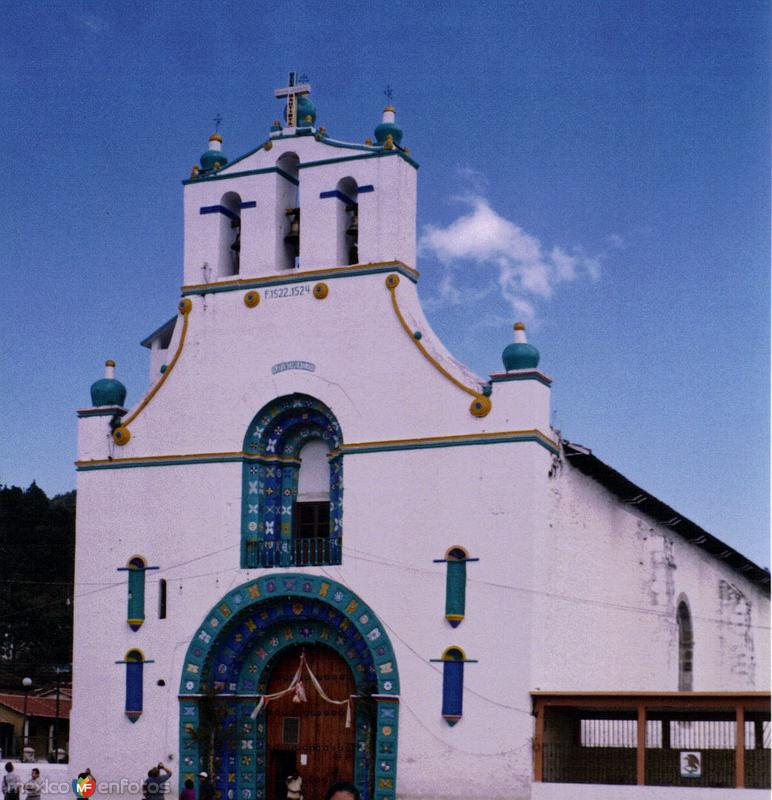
top-left (469, 395), bottom-right (492, 418)
top-left (113, 426), bottom-right (131, 446)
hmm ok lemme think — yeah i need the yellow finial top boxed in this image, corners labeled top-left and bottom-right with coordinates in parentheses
top-left (209, 132), bottom-right (223, 143)
top-left (105, 359), bottom-right (116, 367)
top-left (514, 322), bottom-right (525, 331)
top-left (384, 104), bottom-right (395, 113)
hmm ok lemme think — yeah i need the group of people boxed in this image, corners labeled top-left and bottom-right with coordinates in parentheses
top-left (2, 764), bottom-right (41, 800)
top-left (5, 760), bottom-right (360, 800)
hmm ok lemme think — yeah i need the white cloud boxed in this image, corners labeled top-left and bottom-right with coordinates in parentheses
top-left (420, 195), bottom-right (601, 320)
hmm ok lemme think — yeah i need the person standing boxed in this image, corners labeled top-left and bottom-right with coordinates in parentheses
top-left (2, 763), bottom-right (21, 800)
top-left (144, 763), bottom-right (172, 800)
top-left (179, 778), bottom-right (195, 800)
top-left (24, 769), bottom-right (41, 800)
top-left (197, 772), bottom-right (213, 800)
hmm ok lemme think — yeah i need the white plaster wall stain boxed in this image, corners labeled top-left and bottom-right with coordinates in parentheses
top-left (637, 523), bottom-right (677, 612)
top-left (717, 580), bottom-right (756, 687)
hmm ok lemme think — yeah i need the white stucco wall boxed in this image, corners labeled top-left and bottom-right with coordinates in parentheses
top-left (533, 462), bottom-right (769, 693)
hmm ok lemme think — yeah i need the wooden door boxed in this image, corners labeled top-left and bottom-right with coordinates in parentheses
top-left (266, 645), bottom-right (355, 800)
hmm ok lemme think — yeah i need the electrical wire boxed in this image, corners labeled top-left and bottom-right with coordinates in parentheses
top-left (342, 544), bottom-right (772, 632)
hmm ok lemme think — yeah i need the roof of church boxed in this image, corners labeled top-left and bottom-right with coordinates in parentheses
top-left (563, 440), bottom-right (770, 591)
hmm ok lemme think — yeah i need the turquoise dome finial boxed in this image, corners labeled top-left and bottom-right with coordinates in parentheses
top-left (200, 132), bottom-right (229, 172)
top-left (296, 94), bottom-right (317, 127)
top-left (90, 360), bottom-right (127, 407)
top-left (502, 322), bottom-right (540, 371)
top-left (374, 105), bottom-right (403, 147)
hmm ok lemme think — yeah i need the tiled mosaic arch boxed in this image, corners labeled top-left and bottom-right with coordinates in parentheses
top-left (241, 394), bottom-right (344, 568)
top-left (179, 574), bottom-right (400, 800)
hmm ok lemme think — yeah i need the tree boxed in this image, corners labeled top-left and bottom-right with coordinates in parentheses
top-left (0, 483), bottom-right (75, 690)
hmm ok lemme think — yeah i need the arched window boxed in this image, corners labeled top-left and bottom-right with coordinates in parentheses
top-left (117, 556), bottom-right (159, 631)
top-left (126, 557), bottom-right (146, 631)
top-left (121, 649), bottom-right (150, 723)
top-left (295, 439), bottom-right (331, 548)
top-left (336, 177), bottom-right (358, 266)
top-left (218, 191), bottom-right (241, 277)
top-left (677, 599), bottom-right (694, 691)
top-left (242, 394), bottom-right (343, 568)
top-left (277, 153), bottom-right (300, 269)
top-left (433, 547), bottom-right (478, 627)
top-left (430, 646), bottom-right (477, 727)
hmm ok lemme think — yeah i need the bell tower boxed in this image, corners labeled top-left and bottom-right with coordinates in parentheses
top-left (181, 76), bottom-right (417, 287)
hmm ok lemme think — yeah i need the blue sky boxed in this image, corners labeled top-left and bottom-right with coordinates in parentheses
top-left (1, 1), bottom-right (768, 567)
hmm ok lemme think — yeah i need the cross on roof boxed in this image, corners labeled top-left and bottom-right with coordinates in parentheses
top-left (274, 71), bottom-right (311, 128)
top-left (213, 113), bottom-right (223, 132)
top-left (384, 85), bottom-right (394, 101)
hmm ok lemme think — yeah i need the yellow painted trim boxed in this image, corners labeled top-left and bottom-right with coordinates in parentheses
top-left (250, 453), bottom-right (300, 463)
top-left (344, 429), bottom-right (556, 451)
top-left (445, 614), bottom-right (465, 621)
top-left (77, 429), bottom-right (558, 469)
top-left (76, 450), bottom-right (244, 467)
top-left (441, 645), bottom-right (467, 661)
top-left (74, 450), bottom-right (301, 468)
top-left (125, 648), bottom-right (146, 662)
top-left (181, 260), bottom-right (419, 292)
top-left (386, 275), bottom-right (490, 416)
top-left (126, 555), bottom-right (147, 569)
top-left (119, 300), bottom-right (192, 431)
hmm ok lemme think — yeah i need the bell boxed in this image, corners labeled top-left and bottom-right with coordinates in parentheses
top-left (346, 205), bottom-right (358, 236)
top-left (284, 208), bottom-right (300, 243)
top-left (285, 220), bottom-right (300, 242)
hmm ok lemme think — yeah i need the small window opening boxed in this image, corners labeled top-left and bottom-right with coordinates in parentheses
top-left (219, 192), bottom-right (241, 276)
top-left (337, 177), bottom-right (358, 265)
top-left (282, 717), bottom-right (300, 744)
top-left (293, 501), bottom-right (330, 539)
top-left (158, 578), bottom-right (167, 620)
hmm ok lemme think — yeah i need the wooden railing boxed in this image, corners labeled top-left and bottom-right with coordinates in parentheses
top-left (532, 692), bottom-right (770, 789)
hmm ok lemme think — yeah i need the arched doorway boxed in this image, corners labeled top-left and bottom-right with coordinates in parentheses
top-left (265, 645), bottom-right (358, 800)
top-left (179, 575), bottom-right (399, 800)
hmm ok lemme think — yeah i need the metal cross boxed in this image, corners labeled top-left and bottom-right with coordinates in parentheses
top-left (213, 113), bottom-right (223, 132)
top-left (274, 71), bottom-right (311, 128)
top-left (384, 85), bottom-right (394, 102)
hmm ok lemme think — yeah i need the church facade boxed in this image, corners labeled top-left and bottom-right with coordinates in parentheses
top-left (72, 78), bottom-right (770, 800)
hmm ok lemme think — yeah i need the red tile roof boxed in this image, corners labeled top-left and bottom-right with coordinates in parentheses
top-left (0, 693), bottom-right (71, 719)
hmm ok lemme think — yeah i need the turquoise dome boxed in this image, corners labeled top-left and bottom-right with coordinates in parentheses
top-left (502, 341), bottom-right (540, 371)
top-left (90, 377), bottom-right (127, 407)
top-left (200, 149), bottom-right (228, 171)
top-left (374, 120), bottom-right (403, 146)
top-left (286, 95), bottom-right (316, 127)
